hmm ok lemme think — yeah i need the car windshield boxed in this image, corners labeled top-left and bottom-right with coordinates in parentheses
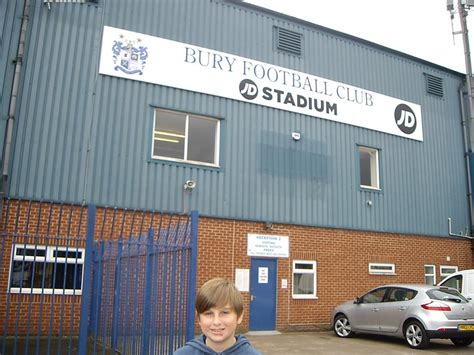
top-left (427, 288), bottom-right (468, 303)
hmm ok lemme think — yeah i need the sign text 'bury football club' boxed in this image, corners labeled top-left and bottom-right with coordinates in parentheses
top-left (99, 26), bottom-right (423, 141)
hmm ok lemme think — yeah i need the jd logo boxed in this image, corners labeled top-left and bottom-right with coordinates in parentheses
top-left (239, 79), bottom-right (258, 100)
top-left (394, 104), bottom-right (416, 134)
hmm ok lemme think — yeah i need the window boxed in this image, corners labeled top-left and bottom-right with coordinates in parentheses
top-left (439, 274), bottom-right (463, 293)
top-left (427, 288), bottom-right (467, 303)
top-left (152, 108), bottom-right (220, 166)
top-left (292, 260), bottom-right (316, 299)
top-left (387, 287), bottom-right (417, 302)
top-left (424, 265), bottom-right (436, 285)
top-left (369, 262), bottom-right (395, 275)
top-left (358, 146), bottom-right (380, 189)
top-left (9, 244), bottom-right (85, 295)
top-left (440, 265), bottom-right (458, 282)
top-left (360, 287), bottom-right (387, 303)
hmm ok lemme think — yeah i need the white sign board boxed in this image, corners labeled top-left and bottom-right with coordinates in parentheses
top-left (247, 234), bottom-right (289, 258)
top-left (258, 267), bottom-right (268, 284)
top-left (235, 268), bottom-right (249, 292)
top-left (99, 26), bottom-right (423, 141)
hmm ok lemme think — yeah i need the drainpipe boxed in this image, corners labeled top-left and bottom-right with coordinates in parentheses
top-left (459, 85), bottom-right (474, 237)
top-left (457, 0), bottom-right (474, 150)
top-left (456, 0), bottom-right (474, 240)
top-left (1, 0), bottom-right (30, 198)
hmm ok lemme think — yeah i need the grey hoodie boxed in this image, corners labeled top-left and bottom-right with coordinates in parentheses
top-left (174, 335), bottom-right (261, 355)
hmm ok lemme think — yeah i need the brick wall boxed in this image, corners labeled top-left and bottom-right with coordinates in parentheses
top-left (197, 216), bottom-right (474, 332)
top-left (1, 200), bottom-right (473, 335)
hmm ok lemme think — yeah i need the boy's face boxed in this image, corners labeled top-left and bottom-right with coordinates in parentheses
top-left (198, 304), bottom-right (243, 352)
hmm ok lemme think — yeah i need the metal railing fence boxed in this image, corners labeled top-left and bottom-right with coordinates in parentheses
top-left (0, 199), bottom-right (198, 355)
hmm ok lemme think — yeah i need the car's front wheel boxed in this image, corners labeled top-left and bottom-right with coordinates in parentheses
top-left (451, 338), bottom-right (473, 347)
top-left (334, 314), bottom-right (353, 338)
top-left (404, 320), bottom-right (430, 349)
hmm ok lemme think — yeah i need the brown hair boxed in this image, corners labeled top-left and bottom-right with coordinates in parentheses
top-left (195, 278), bottom-right (244, 317)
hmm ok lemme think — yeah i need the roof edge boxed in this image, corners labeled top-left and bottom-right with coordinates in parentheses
top-left (223, 0), bottom-right (464, 77)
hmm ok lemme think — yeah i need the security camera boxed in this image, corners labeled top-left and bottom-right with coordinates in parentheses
top-left (184, 180), bottom-right (196, 191)
top-left (292, 132), bottom-right (301, 141)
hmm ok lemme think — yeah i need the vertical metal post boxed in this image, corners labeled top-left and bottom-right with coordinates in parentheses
top-left (457, 0), bottom-right (474, 234)
top-left (186, 211), bottom-right (199, 341)
top-left (90, 241), bottom-right (105, 353)
top-left (141, 229), bottom-right (154, 354)
top-left (111, 235), bottom-right (123, 350)
top-left (168, 218), bottom-right (180, 352)
top-left (78, 204), bottom-right (96, 355)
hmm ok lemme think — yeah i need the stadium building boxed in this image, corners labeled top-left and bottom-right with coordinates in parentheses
top-left (1, 0), bottom-right (473, 344)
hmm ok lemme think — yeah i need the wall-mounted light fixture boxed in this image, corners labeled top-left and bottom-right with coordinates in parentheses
top-left (264, 221), bottom-right (273, 230)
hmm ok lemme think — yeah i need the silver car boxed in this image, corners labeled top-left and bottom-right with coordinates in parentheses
top-left (331, 284), bottom-right (474, 349)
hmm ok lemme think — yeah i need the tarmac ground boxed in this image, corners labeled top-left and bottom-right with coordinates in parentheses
top-left (245, 331), bottom-right (474, 355)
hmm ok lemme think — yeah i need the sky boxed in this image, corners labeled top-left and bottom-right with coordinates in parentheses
top-left (245, 0), bottom-right (474, 73)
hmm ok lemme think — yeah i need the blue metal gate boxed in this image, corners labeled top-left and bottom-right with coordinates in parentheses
top-left (0, 199), bottom-right (198, 355)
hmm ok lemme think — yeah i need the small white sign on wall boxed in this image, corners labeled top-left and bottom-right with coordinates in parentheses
top-left (258, 267), bottom-right (268, 284)
top-left (281, 279), bottom-right (288, 289)
top-left (235, 268), bottom-right (250, 292)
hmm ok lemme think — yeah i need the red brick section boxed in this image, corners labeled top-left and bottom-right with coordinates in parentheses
top-left (197, 217), bottom-right (474, 332)
top-left (0, 200), bottom-right (473, 334)
top-left (0, 200), bottom-right (188, 336)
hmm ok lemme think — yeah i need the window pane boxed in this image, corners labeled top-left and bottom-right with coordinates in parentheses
top-left (442, 275), bottom-right (462, 292)
top-left (362, 288), bottom-right (386, 303)
top-left (371, 265), bottom-right (392, 271)
top-left (359, 147), bottom-right (379, 188)
top-left (360, 150), bottom-right (371, 186)
top-left (441, 267), bottom-right (457, 275)
top-left (52, 263), bottom-right (83, 290)
top-left (424, 265), bottom-right (434, 274)
top-left (16, 247), bottom-right (46, 257)
top-left (425, 275), bottom-right (435, 285)
top-left (187, 115), bottom-right (216, 164)
top-left (10, 260), bottom-right (49, 289)
top-left (153, 110), bottom-right (186, 159)
top-left (293, 273), bottom-right (314, 295)
top-left (427, 288), bottom-right (467, 303)
top-left (10, 261), bottom-right (35, 288)
top-left (295, 263), bottom-right (313, 270)
top-left (54, 250), bottom-right (82, 260)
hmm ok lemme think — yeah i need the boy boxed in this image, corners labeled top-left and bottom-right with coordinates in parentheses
top-left (174, 278), bottom-right (261, 354)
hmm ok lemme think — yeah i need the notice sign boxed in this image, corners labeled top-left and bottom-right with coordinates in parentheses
top-left (247, 234), bottom-right (289, 258)
top-left (99, 26), bottom-right (423, 141)
top-left (258, 267), bottom-right (268, 284)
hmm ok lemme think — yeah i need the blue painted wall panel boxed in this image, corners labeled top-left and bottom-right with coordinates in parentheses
top-left (6, 0), bottom-right (470, 237)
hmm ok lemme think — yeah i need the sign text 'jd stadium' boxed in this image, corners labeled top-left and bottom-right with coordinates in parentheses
top-left (98, 26), bottom-right (423, 141)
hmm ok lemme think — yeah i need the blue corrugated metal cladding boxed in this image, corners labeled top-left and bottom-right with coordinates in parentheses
top-left (4, 0), bottom-right (470, 237)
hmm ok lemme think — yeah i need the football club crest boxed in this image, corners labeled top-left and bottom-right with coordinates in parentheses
top-left (112, 34), bottom-right (148, 75)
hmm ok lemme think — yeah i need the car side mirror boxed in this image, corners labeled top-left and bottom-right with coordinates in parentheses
top-left (354, 297), bottom-right (361, 304)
